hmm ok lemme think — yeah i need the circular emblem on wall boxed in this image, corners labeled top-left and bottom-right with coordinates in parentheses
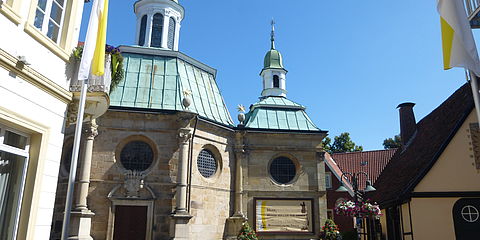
top-left (461, 205), bottom-right (480, 223)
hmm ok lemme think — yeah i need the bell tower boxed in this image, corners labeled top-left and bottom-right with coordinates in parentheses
top-left (134, 0), bottom-right (184, 51)
top-left (260, 20), bottom-right (288, 98)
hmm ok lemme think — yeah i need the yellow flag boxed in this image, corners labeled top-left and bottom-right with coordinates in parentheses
top-left (91, 0), bottom-right (109, 76)
top-left (437, 0), bottom-right (480, 75)
top-left (78, 0), bottom-right (109, 80)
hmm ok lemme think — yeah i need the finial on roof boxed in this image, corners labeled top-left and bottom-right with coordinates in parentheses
top-left (270, 18), bottom-right (275, 50)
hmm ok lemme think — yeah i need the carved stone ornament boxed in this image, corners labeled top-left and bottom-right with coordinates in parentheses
top-left (66, 100), bottom-right (79, 125)
top-left (178, 128), bottom-right (192, 143)
top-left (124, 170), bottom-right (145, 198)
top-left (84, 121), bottom-right (98, 140)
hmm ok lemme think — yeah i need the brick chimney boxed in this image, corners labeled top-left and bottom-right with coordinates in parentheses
top-left (397, 102), bottom-right (416, 146)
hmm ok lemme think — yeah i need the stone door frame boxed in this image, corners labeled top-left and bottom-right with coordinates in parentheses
top-left (106, 199), bottom-right (155, 240)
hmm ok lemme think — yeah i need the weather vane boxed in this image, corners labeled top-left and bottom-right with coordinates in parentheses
top-left (271, 18), bottom-right (276, 49)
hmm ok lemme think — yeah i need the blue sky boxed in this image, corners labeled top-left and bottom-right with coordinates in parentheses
top-left (80, 1), bottom-right (473, 150)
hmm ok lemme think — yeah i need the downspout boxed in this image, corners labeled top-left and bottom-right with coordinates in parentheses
top-left (186, 115), bottom-right (198, 212)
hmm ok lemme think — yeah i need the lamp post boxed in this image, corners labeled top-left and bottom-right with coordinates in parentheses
top-left (336, 172), bottom-right (376, 240)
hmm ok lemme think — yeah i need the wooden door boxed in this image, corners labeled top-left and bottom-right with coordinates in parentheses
top-left (113, 205), bottom-right (148, 240)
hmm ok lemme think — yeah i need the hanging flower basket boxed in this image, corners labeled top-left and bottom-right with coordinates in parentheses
top-left (335, 199), bottom-right (381, 218)
top-left (72, 44), bottom-right (124, 92)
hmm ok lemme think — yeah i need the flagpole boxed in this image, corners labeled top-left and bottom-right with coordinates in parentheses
top-left (468, 70), bottom-right (480, 127)
top-left (61, 79), bottom-right (89, 240)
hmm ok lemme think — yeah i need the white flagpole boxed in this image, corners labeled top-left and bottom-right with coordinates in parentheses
top-left (61, 79), bottom-right (89, 240)
top-left (468, 70), bottom-right (480, 127)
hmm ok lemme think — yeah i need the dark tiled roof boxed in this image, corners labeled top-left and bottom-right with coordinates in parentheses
top-left (332, 149), bottom-right (397, 189)
top-left (371, 83), bottom-right (474, 207)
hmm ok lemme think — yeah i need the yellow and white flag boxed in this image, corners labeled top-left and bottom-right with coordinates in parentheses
top-left (78, 0), bottom-right (109, 80)
top-left (438, 0), bottom-right (480, 75)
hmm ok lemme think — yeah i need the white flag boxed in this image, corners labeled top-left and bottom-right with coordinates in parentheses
top-left (437, 0), bottom-right (480, 75)
top-left (78, 0), bottom-right (108, 80)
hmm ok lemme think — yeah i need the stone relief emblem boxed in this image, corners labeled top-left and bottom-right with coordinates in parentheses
top-left (124, 170), bottom-right (145, 198)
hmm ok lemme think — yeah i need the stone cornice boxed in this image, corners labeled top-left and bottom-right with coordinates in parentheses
top-left (0, 48), bottom-right (72, 103)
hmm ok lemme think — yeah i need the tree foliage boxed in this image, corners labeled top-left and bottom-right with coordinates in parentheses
top-left (383, 135), bottom-right (402, 149)
top-left (322, 132), bottom-right (363, 154)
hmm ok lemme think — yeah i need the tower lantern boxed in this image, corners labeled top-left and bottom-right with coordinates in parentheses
top-left (134, 0), bottom-right (184, 50)
top-left (260, 20), bottom-right (288, 98)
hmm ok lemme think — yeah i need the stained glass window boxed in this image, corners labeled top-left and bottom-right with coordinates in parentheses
top-left (197, 149), bottom-right (216, 178)
top-left (269, 157), bottom-right (296, 184)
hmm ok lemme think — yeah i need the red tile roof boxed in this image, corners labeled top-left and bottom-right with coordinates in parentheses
top-left (324, 152), bottom-right (354, 196)
top-left (371, 83), bottom-right (474, 207)
top-left (331, 149), bottom-right (397, 189)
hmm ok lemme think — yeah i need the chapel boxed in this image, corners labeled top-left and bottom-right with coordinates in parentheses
top-left (50, 0), bottom-right (329, 239)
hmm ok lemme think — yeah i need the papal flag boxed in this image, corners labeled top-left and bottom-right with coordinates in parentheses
top-left (437, 0), bottom-right (480, 75)
top-left (78, 0), bottom-right (109, 80)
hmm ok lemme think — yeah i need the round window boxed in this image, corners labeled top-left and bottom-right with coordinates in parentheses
top-left (197, 149), bottom-right (217, 178)
top-left (120, 141), bottom-right (154, 171)
top-left (269, 156), bottom-right (296, 184)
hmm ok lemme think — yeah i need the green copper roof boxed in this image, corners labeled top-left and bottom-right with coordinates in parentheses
top-left (243, 96), bottom-right (320, 131)
top-left (263, 49), bottom-right (284, 70)
top-left (110, 51), bottom-right (234, 126)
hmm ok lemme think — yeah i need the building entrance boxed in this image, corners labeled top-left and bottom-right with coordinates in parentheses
top-left (113, 205), bottom-right (148, 240)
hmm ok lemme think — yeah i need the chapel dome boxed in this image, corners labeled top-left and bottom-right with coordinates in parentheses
top-left (263, 49), bottom-right (284, 70)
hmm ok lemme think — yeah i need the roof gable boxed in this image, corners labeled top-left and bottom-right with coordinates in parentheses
top-left (372, 83), bottom-right (474, 206)
top-left (331, 149), bottom-right (397, 189)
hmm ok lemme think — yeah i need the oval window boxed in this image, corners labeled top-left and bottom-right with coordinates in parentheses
top-left (197, 149), bottom-right (217, 178)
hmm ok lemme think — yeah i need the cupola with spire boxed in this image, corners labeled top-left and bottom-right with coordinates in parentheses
top-left (260, 20), bottom-right (288, 98)
top-left (134, 0), bottom-right (184, 50)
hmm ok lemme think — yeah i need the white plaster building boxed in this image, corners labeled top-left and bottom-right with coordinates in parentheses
top-left (0, 0), bottom-right (86, 239)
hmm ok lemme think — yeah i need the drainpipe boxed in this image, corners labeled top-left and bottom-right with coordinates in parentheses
top-left (186, 116), bottom-right (198, 212)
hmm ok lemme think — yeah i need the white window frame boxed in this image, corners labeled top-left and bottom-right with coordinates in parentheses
top-left (0, 124), bottom-right (30, 240)
top-left (325, 172), bottom-right (332, 189)
top-left (34, 0), bottom-right (67, 43)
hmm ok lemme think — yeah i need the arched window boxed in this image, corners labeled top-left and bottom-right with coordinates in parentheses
top-left (138, 15), bottom-right (147, 46)
top-left (273, 75), bottom-right (280, 88)
top-left (151, 13), bottom-right (164, 47)
top-left (167, 17), bottom-right (176, 50)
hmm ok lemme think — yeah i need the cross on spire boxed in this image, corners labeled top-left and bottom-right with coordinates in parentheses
top-left (270, 19), bottom-right (275, 49)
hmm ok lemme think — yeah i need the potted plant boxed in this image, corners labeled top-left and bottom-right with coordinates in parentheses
top-left (320, 219), bottom-right (342, 240)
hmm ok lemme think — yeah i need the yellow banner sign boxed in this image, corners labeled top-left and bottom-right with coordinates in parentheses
top-left (255, 199), bottom-right (313, 233)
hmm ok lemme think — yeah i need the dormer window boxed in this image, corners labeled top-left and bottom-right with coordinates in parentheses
top-left (151, 13), bottom-right (164, 48)
top-left (273, 75), bottom-right (279, 88)
top-left (138, 15), bottom-right (147, 46)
